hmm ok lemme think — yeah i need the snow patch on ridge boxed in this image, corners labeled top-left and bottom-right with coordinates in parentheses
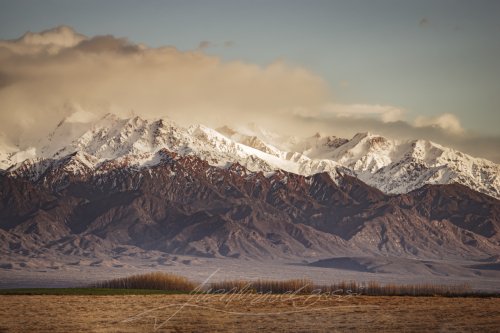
top-left (1, 111), bottom-right (499, 199)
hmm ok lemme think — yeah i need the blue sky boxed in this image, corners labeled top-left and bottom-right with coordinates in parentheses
top-left (0, 0), bottom-right (499, 138)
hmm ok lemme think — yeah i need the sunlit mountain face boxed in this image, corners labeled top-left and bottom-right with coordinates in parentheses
top-left (1, 112), bottom-right (499, 264)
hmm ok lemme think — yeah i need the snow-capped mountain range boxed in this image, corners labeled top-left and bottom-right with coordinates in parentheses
top-left (1, 110), bottom-right (499, 199)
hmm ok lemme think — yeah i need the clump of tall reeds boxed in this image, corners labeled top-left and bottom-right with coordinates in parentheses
top-left (357, 281), bottom-right (472, 296)
top-left (92, 272), bottom-right (475, 296)
top-left (93, 272), bottom-right (196, 292)
top-left (209, 279), bottom-right (473, 296)
top-left (210, 278), bottom-right (315, 294)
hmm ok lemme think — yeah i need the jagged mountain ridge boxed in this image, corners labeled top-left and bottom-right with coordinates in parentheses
top-left (1, 113), bottom-right (346, 185)
top-left (0, 111), bottom-right (499, 261)
top-left (1, 111), bottom-right (499, 200)
top-left (220, 127), bottom-right (500, 200)
top-left (1, 149), bottom-right (499, 261)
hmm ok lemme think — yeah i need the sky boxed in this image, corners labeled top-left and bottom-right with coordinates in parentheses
top-left (0, 0), bottom-right (499, 161)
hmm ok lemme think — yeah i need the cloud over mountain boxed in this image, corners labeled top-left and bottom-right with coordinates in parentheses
top-left (0, 26), bottom-right (329, 144)
top-left (0, 26), bottom-right (499, 162)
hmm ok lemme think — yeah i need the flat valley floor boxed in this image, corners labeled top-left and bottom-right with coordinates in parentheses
top-left (2, 256), bottom-right (500, 291)
top-left (0, 294), bottom-right (499, 332)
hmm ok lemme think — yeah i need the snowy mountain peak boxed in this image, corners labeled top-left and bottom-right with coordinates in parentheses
top-left (1, 112), bottom-right (499, 199)
top-left (332, 134), bottom-right (500, 199)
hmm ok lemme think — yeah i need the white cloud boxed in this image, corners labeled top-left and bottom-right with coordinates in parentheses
top-left (320, 104), bottom-right (405, 123)
top-left (0, 25), bottom-right (86, 56)
top-left (414, 113), bottom-right (464, 134)
top-left (19, 25), bottom-right (86, 47)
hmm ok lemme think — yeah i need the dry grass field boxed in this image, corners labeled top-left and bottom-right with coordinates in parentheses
top-left (0, 294), bottom-right (499, 332)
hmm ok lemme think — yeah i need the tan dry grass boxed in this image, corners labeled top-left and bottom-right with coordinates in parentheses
top-left (0, 294), bottom-right (498, 332)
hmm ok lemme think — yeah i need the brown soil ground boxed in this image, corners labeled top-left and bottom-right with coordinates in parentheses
top-left (0, 294), bottom-right (499, 332)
